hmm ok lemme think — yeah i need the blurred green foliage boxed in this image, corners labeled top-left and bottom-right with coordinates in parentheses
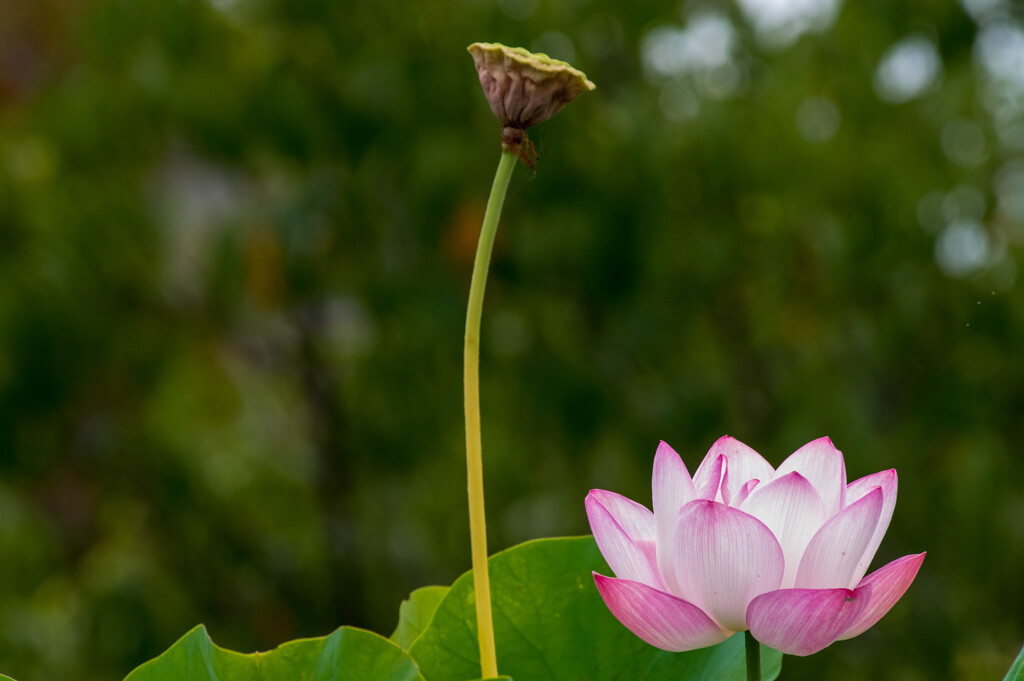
top-left (0, 0), bottom-right (1022, 679)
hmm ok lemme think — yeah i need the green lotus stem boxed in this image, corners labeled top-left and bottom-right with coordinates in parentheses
top-left (464, 147), bottom-right (517, 679)
top-left (745, 631), bottom-right (761, 681)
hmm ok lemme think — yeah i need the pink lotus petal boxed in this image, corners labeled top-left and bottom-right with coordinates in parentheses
top-left (586, 490), bottom-right (663, 588)
top-left (652, 441), bottom-right (696, 594)
top-left (775, 437), bottom-right (847, 518)
top-left (846, 469), bottom-right (898, 583)
top-left (747, 584), bottom-right (870, 656)
top-left (740, 471), bottom-right (827, 588)
top-left (795, 487), bottom-right (882, 589)
top-left (673, 500), bottom-right (784, 631)
top-left (732, 479), bottom-right (760, 507)
top-left (838, 552), bottom-right (926, 640)
top-left (587, 489), bottom-right (656, 538)
top-left (593, 573), bottom-right (733, 652)
top-left (693, 453), bottom-right (725, 501)
top-left (710, 436), bottom-right (776, 506)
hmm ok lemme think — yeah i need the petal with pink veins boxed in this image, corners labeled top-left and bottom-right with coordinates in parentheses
top-left (732, 479), bottom-right (760, 507)
top-left (586, 490), bottom-right (664, 588)
top-left (709, 436), bottom-right (776, 506)
top-left (775, 437), bottom-right (847, 517)
top-left (740, 471), bottom-right (827, 588)
top-left (846, 469), bottom-right (898, 584)
top-left (693, 453), bottom-right (725, 501)
top-left (652, 441), bottom-right (696, 594)
top-left (795, 487), bottom-right (882, 589)
top-left (673, 500), bottom-right (784, 631)
top-left (747, 584), bottom-right (870, 656)
top-left (593, 573), bottom-right (733, 651)
top-left (838, 552), bottom-right (926, 640)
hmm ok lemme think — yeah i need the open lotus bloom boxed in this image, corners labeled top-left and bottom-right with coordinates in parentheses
top-left (586, 437), bottom-right (925, 656)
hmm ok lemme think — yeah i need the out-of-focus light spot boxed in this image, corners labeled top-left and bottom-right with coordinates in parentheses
top-left (641, 14), bottom-right (737, 81)
top-left (735, 0), bottom-right (842, 48)
top-left (960, 0), bottom-right (1007, 24)
top-left (498, 0), bottom-right (537, 20)
top-left (874, 35), bottom-right (944, 103)
top-left (660, 81), bottom-right (700, 122)
top-left (532, 32), bottom-right (576, 64)
top-left (151, 148), bottom-right (249, 301)
top-left (642, 14), bottom-right (745, 102)
top-left (994, 161), bottom-right (1024, 223)
top-left (943, 185), bottom-right (987, 222)
top-left (697, 63), bottom-right (744, 100)
top-left (941, 119), bottom-right (989, 167)
top-left (157, 154), bottom-right (244, 233)
top-left (579, 15), bottom-right (624, 58)
top-left (918, 190), bottom-right (946, 235)
top-left (935, 220), bottom-right (991, 277)
top-left (795, 96), bottom-right (841, 142)
top-left (974, 23), bottom-right (1024, 90)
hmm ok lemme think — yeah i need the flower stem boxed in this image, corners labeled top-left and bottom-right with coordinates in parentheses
top-left (464, 148), bottom-right (516, 679)
top-left (745, 631), bottom-right (761, 681)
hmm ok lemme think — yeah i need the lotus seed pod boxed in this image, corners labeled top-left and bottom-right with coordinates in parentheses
top-left (468, 41), bottom-right (595, 133)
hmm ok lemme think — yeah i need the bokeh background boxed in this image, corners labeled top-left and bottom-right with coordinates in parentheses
top-left (1, 0), bottom-right (1023, 679)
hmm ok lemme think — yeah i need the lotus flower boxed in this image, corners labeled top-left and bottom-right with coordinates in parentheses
top-left (586, 436), bottom-right (924, 656)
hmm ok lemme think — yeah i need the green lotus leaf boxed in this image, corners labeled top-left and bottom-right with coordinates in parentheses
top-left (391, 585), bottom-right (451, 650)
top-left (409, 536), bottom-right (782, 681)
top-left (124, 623), bottom-right (425, 681)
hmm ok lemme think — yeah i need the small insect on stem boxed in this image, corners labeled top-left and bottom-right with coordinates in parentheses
top-left (501, 126), bottom-right (538, 173)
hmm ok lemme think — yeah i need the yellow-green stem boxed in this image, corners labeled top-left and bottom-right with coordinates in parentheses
top-left (464, 148), bottom-right (516, 679)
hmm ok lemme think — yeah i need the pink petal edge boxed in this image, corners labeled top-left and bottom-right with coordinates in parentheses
top-left (747, 584), bottom-right (871, 656)
top-left (693, 453), bottom-right (725, 501)
top-left (593, 573), bottom-right (732, 652)
top-left (775, 437), bottom-right (848, 518)
top-left (838, 552), bottom-right (926, 640)
top-left (712, 436), bottom-right (776, 506)
top-left (653, 441), bottom-right (696, 594)
top-left (732, 479), bottom-right (760, 507)
top-left (586, 490), bottom-right (663, 588)
top-left (795, 487), bottom-right (882, 589)
top-left (846, 469), bottom-right (898, 584)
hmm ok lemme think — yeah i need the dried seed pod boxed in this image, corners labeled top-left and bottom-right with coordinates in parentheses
top-left (469, 42), bottom-right (595, 168)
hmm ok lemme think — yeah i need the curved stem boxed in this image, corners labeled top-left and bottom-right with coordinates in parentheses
top-left (464, 148), bottom-right (516, 679)
top-left (745, 631), bottom-right (761, 681)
